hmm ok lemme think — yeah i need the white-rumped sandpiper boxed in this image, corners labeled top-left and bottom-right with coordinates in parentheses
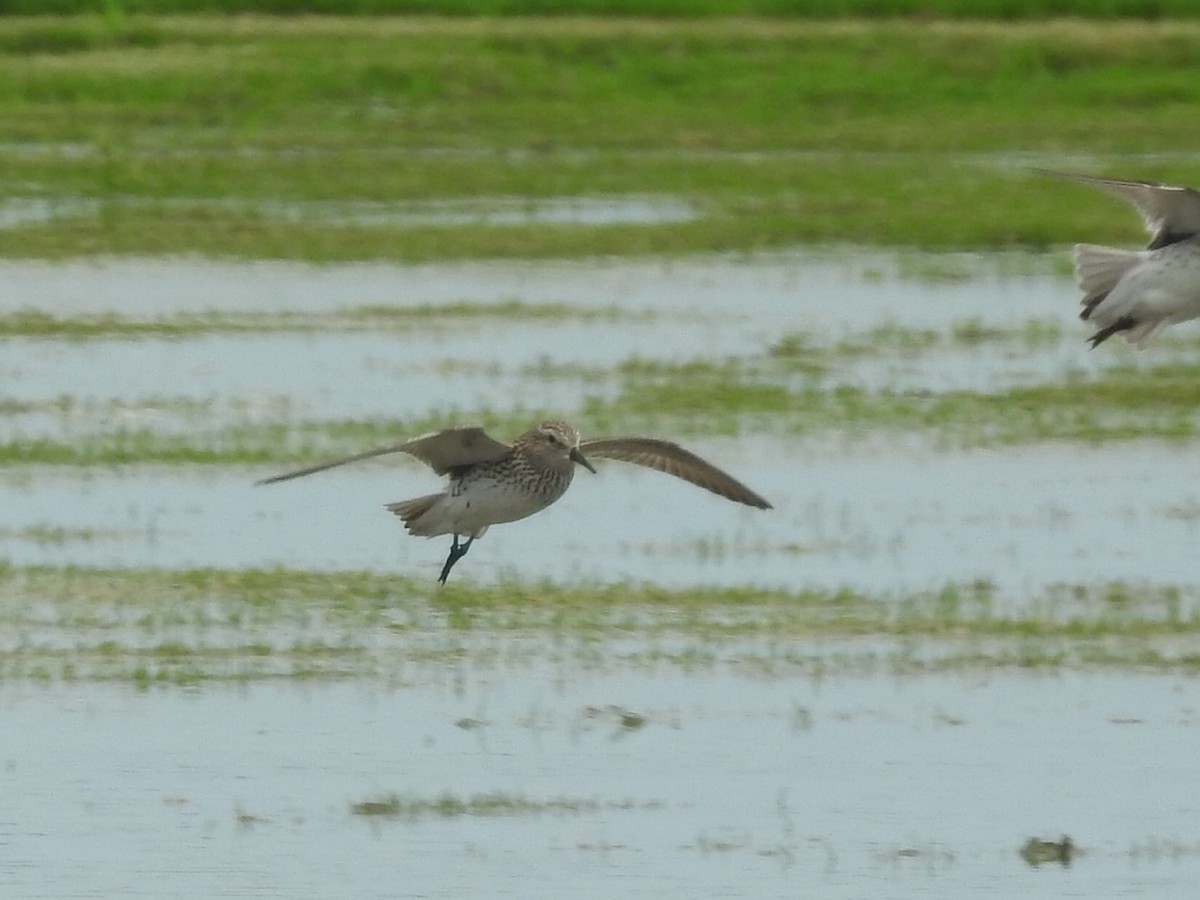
top-left (258, 419), bottom-right (771, 583)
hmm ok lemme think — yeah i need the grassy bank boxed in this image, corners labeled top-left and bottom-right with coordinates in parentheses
top-left (1, 16), bottom-right (1199, 258)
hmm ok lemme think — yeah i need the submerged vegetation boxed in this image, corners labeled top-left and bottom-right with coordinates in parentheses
top-left (0, 564), bottom-right (1198, 683)
top-left (590, 356), bottom-right (1200, 444)
top-left (349, 792), bottom-right (652, 819)
top-left (5, 331), bottom-right (1200, 466)
top-left (0, 301), bottom-right (641, 340)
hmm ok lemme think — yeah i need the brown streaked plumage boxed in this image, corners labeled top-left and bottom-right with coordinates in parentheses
top-left (258, 419), bottom-right (771, 583)
top-left (1036, 168), bottom-right (1200, 348)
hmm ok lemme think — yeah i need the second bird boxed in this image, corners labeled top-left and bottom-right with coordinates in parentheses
top-left (1040, 169), bottom-right (1200, 349)
top-left (258, 419), bottom-right (772, 583)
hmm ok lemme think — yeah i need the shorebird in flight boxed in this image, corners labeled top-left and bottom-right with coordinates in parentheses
top-left (258, 420), bottom-right (772, 583)
top-left (1039, 169), bottom-right (1200, 348)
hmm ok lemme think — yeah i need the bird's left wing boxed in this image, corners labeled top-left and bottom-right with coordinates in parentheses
top-left (580, 437), bottom-right (772, 509)
top-left (1035, 169), bottom-right (1200, 249)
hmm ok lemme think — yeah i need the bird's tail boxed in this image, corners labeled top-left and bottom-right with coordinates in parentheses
top-left (1126, 319), bottom-right (1168, 350)
top-left (1073, 243), bottom-right (1140, 320)
top-left (385, 494), bottom-right (442, 535)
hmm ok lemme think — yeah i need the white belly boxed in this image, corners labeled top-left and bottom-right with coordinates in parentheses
top-left (411, 474), bottom-right (572, 539)
top-left (1110, 243), bottom-right (1200, 321)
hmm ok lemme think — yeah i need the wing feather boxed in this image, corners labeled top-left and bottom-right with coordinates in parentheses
top-left (256, 426), bottom-right (510, 485)
top-left (580, 437), bottom-right (771, 509)
top-left (1036, 169), bottom-right (1200, 249)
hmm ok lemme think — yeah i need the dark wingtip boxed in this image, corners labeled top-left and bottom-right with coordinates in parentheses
top-left (255, 471), bottom-right (305, 486)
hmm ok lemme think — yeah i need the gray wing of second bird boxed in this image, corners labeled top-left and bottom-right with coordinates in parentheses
top-left (580, 437), bottom-right (772, 509)
top-left (1037, 169), bottom-right (1200, 249)
top-left (256, 426), bottom-right (512, 484)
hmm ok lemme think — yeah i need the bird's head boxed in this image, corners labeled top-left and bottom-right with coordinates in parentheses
top-left (529, 420), bottom-right (596, 474)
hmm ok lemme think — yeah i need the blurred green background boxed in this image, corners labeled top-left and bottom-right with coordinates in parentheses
top-left (0, 7), bottom-right (1197, 259)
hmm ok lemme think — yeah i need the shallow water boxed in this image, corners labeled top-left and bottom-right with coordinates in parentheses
top-left (5, 672), bottom-right (1200, 899)
top-left (3, 252), bottom-right (1200, 899)
top-left (0, 250), bottom-right (1069, 325)
top-left (0, 252), bottom-right (1176, 428)
top-left (1, 252), bottom-right (1197, 597)
top-left (2, 439), bottom-right (1199, 604)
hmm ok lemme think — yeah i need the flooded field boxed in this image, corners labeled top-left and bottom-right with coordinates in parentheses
top-left (1, 251), bottom-right (1197, 590)
top-left (2, 442), bottom-right (1200, 596)
top-left (6, 674), bottom-right (1200, 899)
top-left (3, 251), bottom-right (1200, 896)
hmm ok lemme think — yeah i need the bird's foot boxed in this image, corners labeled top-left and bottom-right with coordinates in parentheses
top-left (437, 534), bottom-right (473, 584)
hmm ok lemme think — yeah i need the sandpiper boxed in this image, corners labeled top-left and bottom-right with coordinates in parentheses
top-left (1038, 169), bottom-right (1200, 348)
top-left (258, 419), bottom-right (772, 583)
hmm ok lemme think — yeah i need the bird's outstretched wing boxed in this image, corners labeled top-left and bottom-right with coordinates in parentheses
top-left (1036, 169), bottom-right (1200, 249)
top-left (256, 426), bottom-right (511, 484)
top-left (580, 437), bottom-right (772, 509)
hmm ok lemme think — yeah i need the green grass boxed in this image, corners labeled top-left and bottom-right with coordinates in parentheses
top-left (0, 301), bottom-right (641, 340)
top-left (349, 792), bottom-right (649, 819)
top-left (1, 564), bottom-right (1199, 682)
top-left (2, 17), bottom-right (1200, 258)
top-left (586, 355), bottom-right (1200, 443)
top-left (815, 318), bottom-right (1067, 357)
top-left (10, 1), bottom-right (1200, 18)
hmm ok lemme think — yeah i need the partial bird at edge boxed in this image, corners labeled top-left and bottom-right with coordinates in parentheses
top-left (1034, 168), bottom-right (1200, 348)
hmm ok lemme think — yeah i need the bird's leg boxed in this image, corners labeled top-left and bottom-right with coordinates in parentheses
top-left (437, 534), bottom-right (474, 584)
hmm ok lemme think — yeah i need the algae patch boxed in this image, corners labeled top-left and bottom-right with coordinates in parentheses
top-left (349, 792), bottom-right (656, 820)
top-left (0, 301), bottom-right (645, 340)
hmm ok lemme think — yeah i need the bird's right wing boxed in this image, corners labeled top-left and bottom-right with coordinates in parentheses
top-left (256, 426), bottom-right (511, 485)
top-left (580, 437), bottom-right (772, 509)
